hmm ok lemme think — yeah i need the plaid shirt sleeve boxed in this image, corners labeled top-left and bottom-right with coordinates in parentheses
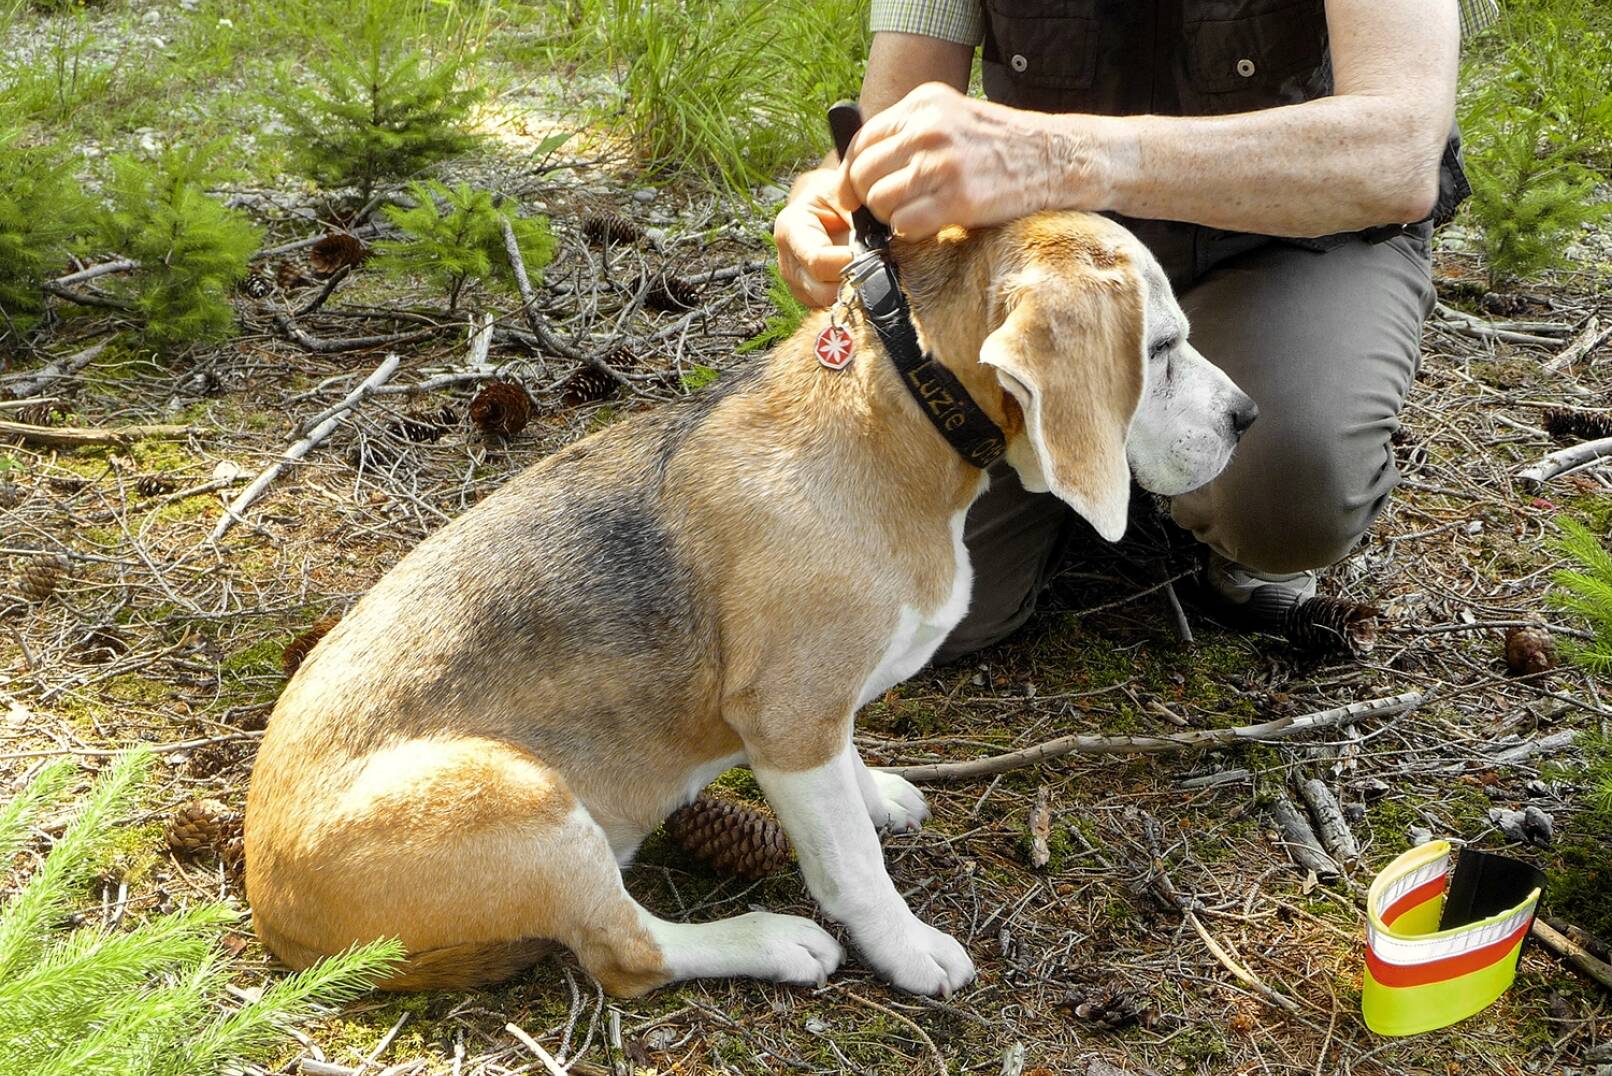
top-left (868, 0), bottom-right (1498, 47)
top-left (1458, 0), bottom-right (1500, 38)
top-left (869, 0), bottom-right (985, 46)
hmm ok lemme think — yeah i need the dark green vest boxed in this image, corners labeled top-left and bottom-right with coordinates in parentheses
top-left (978, 0), bottom-right (1464, 275)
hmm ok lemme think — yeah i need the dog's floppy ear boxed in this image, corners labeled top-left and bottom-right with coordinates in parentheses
top-left (979, 263), bottom-right (1146, 542)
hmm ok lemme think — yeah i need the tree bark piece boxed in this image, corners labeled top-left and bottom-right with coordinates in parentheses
top-left (1542, 315), bottom-right (1611, 374)
top-left (1518, 436), bottom-right (1612, 489)
top-left (885, 690), bottom-right (1427, 783)
top-left (2, 338), bottom-right (111, 398)
top-left (0, 419), bottom-right (203, 447)
top-left (210, 353), bottom-right (400, 542)
top-left (1298, 778), bottom-right (1359, 863)
top-left (1268, 794), bottom-right (1340, 877)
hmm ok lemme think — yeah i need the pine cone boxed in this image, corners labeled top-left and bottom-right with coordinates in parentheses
top-left (643, 274), bottom-right (700, 312)
top-left (16, 553), bottom-right (69, 603)
top-left (276, 260), bottom-right (314, 291)
top-left (663, 795), bottom-right (793, 880)
top-left (1480, 292), bottom-right (1532, 318)
top-left (240, 271), bottom-right (274, 298)
top-left (0, 480), bottom-right (21, 510)
top-left (1284, 596), bottom-right (1380, 656)
top-left (1056, 989), bottom-right (1160, 1031)
top-left (282, 616), bottom-right (340, 678)
top-left (1541, 407), bottom-right (1612, 443)
top-left (394, 404), bottom-right (457, 444)
top-left (558, 366), bottom-right (618, 408)
top-left (134, 474), bottom-right (176, 497)
top-left (308, 233), bottom-right (367, 276)
top-left (1505, 626), bottom-right (1556, 676)
top-left (581, 213), bottom-right (644, 246)
top-left (48, 475), bottom-right (90, 494)
top-left (165, 798), bottom-right (240, 859)
top-left (469, 380), bottom-right (532, 438)
top-left (187, 739), bottom-right (246, 778)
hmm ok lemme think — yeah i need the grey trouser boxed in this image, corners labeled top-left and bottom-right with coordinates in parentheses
top-left (937, 222), bottom-right (1436, 662)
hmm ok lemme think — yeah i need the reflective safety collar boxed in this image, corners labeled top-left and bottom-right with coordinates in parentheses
top-left (1362, 841), bottom-right (1545, 1037)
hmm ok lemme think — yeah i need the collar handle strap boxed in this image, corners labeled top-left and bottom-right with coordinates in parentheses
top-left (850, 255), bottom-right (1007, 471)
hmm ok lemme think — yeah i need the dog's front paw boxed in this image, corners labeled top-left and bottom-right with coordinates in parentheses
top-left (859, 919), bottom-right (975, 997)
top-left (733, 911), bottom-right (844, 986)
top-left (865, 769), bottom-right (929, 833)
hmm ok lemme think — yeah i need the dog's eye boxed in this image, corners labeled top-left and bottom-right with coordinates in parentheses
top-left (1149, 336), bottom-right (1179, 359)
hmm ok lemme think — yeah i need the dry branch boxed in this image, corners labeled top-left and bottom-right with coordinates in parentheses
top-left (0, 419), bottom-right (204, 447)
top-left (884, 690), bottom-right (1427, 783)
top-left (1, 338), bottom-right (112, 398)
top-left (1298, 778), bottom-right (1359, 863)
top-left (1542, 315), bottom-right (1611, 374)
top-left (1518, 436), bottom-right (1612, 489)
top-left (1268, 794), bottom-right (1341, 877)
top-left (1531, 919), bottom-right (1612, 993)
top-left (210, 353), bottom-right (401, 542)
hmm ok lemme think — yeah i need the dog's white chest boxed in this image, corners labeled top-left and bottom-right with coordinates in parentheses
top-left (855, 502), bottom-right (975, 709)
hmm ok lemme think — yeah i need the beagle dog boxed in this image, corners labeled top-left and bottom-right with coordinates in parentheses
top-left (244, 210), bottom-right (1255, 997)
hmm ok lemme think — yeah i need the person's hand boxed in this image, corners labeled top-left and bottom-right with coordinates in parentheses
top-left (838, 82), bottom-right (1106, 241)
top-left (774, 168), bottom-right (855, 308)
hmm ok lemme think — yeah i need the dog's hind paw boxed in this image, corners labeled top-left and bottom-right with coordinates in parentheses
top-left (864, 769), bottom-right (929, 834)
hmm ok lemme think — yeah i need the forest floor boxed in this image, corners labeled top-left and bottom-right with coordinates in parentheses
top-left (3, 3), bottom-right (1612, 1074)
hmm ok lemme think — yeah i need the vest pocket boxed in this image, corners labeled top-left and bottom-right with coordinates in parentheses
top-left (1183, 0), bottom-right (1327, 104)
top-left (983, 0), bottom-right (1100, 92)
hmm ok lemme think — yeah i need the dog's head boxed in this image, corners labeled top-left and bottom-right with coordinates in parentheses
top-left (918, 212), bottom-right (1256, 541)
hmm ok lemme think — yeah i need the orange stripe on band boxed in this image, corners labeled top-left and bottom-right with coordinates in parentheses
top-left (1381, 875), bottom-right (1448, 926)
top-left (1365, 917), bottom-right (1533, 988)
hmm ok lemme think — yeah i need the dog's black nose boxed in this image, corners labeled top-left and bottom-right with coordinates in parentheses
top-left (1230, 398), bottom-right (1259, 438)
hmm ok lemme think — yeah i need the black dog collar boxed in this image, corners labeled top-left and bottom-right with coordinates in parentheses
top-left (846, 253), bottom-right (1007, 471)
top-left (827, 102), bottom-right (1007, 471)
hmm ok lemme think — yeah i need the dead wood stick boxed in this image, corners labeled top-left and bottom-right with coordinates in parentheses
top-left (884, 690), bottom-right (1427, 783)
top-left (1270, 794), bottom-right (1341, 877)
top-left (840, 989), bottom-right (949, 1074)
top-left (505, 1023), bottom-right (569, 1076)
top-left (272, 313), bottom-right (435, 354)
top-left (1434, 303), bottom-right (1566, 347)
top-left (1, 337), bottom-right (111, 397)
top-left (0, 729), bottom-right (263, 763)
top-left (1185, 905), bottom-right (1301, 1013)
top-left (1298, 778), bottom-right (1359, 863)
top-left (500, 215), bottom-right (579, 361)
top-left (50, 258), bottom-right (140, 287)
top-left (1542, 315), bottom-right (1611, 374)
top-left (1531, 919), bottom-right (1612, 993)
top-left (678, 258), bottom-right (768, 287)
top-left (210, 352), bottom-right (400, 542)
top-left (0, 419), bottom-right (204, 448)
top-left (1518, 435), bottom-right (1612, 488)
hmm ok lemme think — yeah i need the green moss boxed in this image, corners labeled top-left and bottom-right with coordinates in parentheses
top-left (707, 766), bottom-right (764, 804)
top-left (1170, 1026), bottom-right (1229, 1065)
top-left (86, 819), bottom-right (166, 890)
top-left (1564, 493), bottom-right (1612, 535)
top-left (101, 675), bottom-right (176, 706)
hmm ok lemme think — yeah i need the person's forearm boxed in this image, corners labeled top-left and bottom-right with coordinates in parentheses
top-left (1054, 96), bottom-right (1448, 237)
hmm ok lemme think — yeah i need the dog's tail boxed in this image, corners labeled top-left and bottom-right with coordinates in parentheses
top-left (255, 918), bottom-right (557, 991)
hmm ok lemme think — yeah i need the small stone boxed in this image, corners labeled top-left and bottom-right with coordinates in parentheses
top-left (632, 188), bottom-right (657, 204)
top-left (1408, 825), bottom-right (1433, 846)
top-left (1344, 803), bottom-right (1366, 823)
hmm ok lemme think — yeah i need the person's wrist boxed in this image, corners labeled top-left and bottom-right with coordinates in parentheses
top-left (1038, 113), bottom-right (1129, 214)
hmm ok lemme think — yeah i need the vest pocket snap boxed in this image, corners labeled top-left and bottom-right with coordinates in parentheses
top-left (982, 0), bottom-right (1100, 91)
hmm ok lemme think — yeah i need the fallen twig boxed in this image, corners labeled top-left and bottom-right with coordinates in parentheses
top-left (210, 352), bottom-right (401, 542)
top-left (0, 729), bottom-right (263, 763)
top-left (0, 419), bottom-right (204, 448)
top-left (1298, 779), bottom-right (1359, 864)
top-left (272, 313), bottom-right (436, 354)
top-left (1268, 794), bottom-right (1341, 877)
top-left (885, 690), bottom-right (1428, 783)
top-left (1542, 315), bottom-right (1611, 374)
top-left (1, 337), bottom-right (112, 397)
top-left (840, 989), bottom-right (948, 1075)
top-left (1531, 919), bottom-right (1612, 993)
top-left (501, 214), bottom-right (580, 362)
top-left (1517, 435), bottom-right (1612, 489)
top-left (1434, 303), bottom-right (1566, 347)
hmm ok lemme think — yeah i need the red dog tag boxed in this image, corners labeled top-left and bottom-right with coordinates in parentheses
top-left (814, 324), bottom-right (855, 370)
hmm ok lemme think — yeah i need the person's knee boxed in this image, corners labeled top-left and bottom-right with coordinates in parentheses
top-left (1205, 431), bottom-right (1394, 575)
